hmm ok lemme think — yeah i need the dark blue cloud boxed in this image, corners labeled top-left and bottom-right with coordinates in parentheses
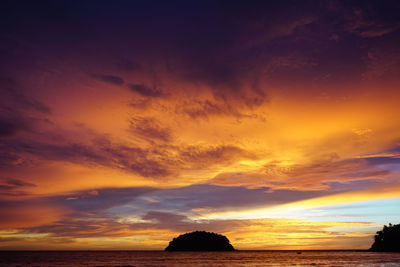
top-left (56, 187), bottom-right (156, 212)
top-left (365, 157), bottom-right (400, 165)
top-left (111, 184), bottom-right (332, 217)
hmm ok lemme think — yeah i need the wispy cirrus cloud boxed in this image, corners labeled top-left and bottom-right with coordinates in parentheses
top-left (208, 154), bottom-right (395, 191)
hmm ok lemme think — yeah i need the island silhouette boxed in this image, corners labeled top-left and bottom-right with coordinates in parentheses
top-left (165, 231), bottom-right (235, 251)
top-left (370, 223), bottom-right (400, 252)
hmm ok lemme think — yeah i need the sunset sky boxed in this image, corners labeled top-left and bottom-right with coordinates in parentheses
top-left (1, 0), bottom-right (400, 250)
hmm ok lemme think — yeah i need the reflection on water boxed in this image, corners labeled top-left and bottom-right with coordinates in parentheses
top-left (1, 251), bottom-right (400, 266)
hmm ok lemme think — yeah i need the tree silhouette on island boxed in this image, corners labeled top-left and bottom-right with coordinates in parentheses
top-left (370, 223), bottom-right (400, 252)
top-left (165, 231), bottom-right (236, 251)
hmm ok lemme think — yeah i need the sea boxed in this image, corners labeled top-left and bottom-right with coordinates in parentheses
top-left (1, 250), bottom-right (400, 266)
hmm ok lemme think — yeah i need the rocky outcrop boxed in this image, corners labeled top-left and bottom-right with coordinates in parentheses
top-left (165, 231), bottom-right (235, 251)
top-left (370, 223), bottom-right (400, 252)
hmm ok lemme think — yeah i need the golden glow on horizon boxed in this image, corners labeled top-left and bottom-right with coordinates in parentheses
top-left (193, 189), bottom-right (400, 221)
top-left (0, 219), bottom-right (377, 250)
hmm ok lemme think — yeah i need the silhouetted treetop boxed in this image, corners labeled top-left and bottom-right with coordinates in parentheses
top-left (370, 223), bottom-right (400, 252)
top-left (165, 231), bottom-right (235, 251)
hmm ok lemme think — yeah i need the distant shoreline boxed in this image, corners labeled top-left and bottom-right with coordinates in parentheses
top-left (0, 249), bottom-right (372, 252)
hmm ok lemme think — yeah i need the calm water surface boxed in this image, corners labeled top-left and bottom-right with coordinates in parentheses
top-left (1, 251), bottom-right (400, 267)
